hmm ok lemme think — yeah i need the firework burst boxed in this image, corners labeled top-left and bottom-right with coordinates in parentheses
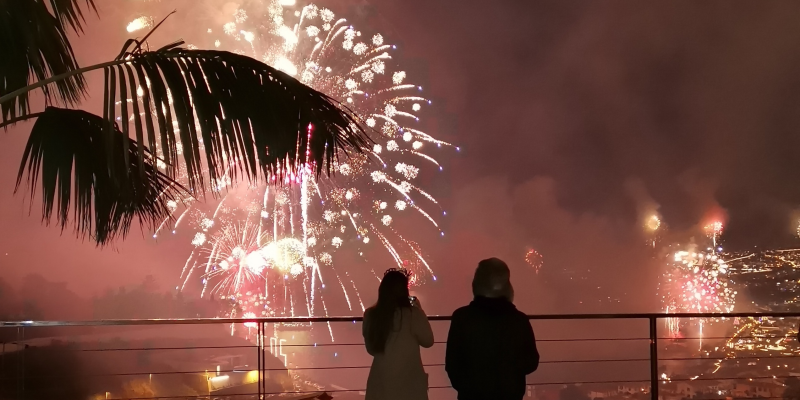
top-left (704, 221), bottom-right (724, 247)
top-left (128, 1), bottom-right (455, 319)
top-left (660, 247), bottom-right (737, 338)
top-left (645, 214), bottom-right (661, 232)
top-left (524, 248), bottom-right (543, 274)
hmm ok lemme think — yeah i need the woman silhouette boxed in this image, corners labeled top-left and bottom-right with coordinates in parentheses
top-left (363, 269), bottom-right (434, 400)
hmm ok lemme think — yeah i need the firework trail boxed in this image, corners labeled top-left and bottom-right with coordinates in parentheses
top-left (126, 1), bottom-right (456, 319)
top-left (704, 221), bottom-right (724, 248)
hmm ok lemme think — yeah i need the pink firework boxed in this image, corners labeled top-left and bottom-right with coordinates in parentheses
top-left (525, 248), bottom-right (543, 274)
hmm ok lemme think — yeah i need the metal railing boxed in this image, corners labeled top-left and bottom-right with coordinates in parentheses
top-left (1, 312), bottom-right (799, 400)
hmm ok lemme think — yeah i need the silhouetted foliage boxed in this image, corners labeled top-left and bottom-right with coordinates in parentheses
top-left (0, 343), bottom-right (91, 400)
top-left (0, 0), bottom-right (93, 122)
top-left (92, 275), bottom-right (237, 319)
top-left (0, 275), bottom-right (91, 342)
top-left (2, 0), bottom-right (369, 246)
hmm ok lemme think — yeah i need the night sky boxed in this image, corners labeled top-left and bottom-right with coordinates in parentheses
top-left (2, 0), bottom-right (800, 314)
top-left (372, 0), bottom-right (800, 248)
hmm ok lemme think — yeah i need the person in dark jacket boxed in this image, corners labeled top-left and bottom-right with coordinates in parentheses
top-left (445, 258), bottom-right (540, 400)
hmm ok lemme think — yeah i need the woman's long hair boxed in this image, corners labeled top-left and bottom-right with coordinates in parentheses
top-left (365, 269), bottom-right (411, 354)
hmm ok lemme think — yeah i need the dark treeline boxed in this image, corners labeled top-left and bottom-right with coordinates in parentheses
top-left (0, 274), bottom-right (235, 321)
top-left (0, 340), bottom-right (214, 400)
top-left (0, 274), bottom-right (236, 342)
top-left (0, 276), bottom-right (244, 399)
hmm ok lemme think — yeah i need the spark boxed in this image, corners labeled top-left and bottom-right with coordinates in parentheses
top-left (274, 57), bottom-right (297, 75)
top-left (241, 30), bottom-right (255, 43)
top-left (223, 22), bottom-right (237, 35)
top-left (234, 9), bottom-right (248, 24)
top-left (353, 43), bottom-right (368, 55)
top-left (306, 26), bottom-right (320, 37)
top-left (393, 71), bottom-right (406, 85)
top-left (361, 70), bottom-right (374, 82)
top-left (126, 16), bottom-right (153, 33)
top-left (192, 233), bottom-right (207, 247)
top-left (395, 163), bottom-right (419, 179)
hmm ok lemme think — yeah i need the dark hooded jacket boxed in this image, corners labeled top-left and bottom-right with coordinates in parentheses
top-left (445, 296), bottom-right (539, 400)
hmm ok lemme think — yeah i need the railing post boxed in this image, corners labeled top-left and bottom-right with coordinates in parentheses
top-left (649, 316), bottom-right (658, 400)
top-left (258, 321), bottom-right (264, 400)
top-left (17, 326), bottom-right (24, 400)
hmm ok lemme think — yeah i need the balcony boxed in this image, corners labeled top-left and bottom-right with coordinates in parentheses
top-left (1, 312), bottom-right (798, 400)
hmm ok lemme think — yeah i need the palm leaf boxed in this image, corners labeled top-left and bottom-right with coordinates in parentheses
top-left (5, 41), bottom-right (370, 245)
top-left (0, 0), bottom-right (94, 123)
top-left (104, 45), bottom-right (370, 193)
top-left (16, 107), bottom-right (188, 245)
top-left (48, 0), bottom-right (97, 33)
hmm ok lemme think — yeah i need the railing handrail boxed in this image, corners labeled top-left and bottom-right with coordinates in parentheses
top-left (1, 311), bottom-right (798, 327)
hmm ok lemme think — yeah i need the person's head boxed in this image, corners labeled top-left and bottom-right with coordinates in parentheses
top-left (472, 258), bottom-right (513, 301)
top-left (365, 269), bottom-right (411, 353)
top-left (377, 269), bottom-right (411, 308)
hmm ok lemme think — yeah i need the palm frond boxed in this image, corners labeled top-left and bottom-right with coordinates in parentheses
top-left (104, 46), bottom-right (370, 193)
top-left (6, 42), bottom-right (369, 245)
top-left (15, 107), bottom-right (188, 246)
top-left (0, 0), bottom-right (91, 123)
top-left (48, 0), bottom-right (97, 33)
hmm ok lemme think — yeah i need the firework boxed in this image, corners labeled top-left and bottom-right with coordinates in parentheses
top-left (792, 214), bottom-right (800, 239)
top-left (660, 247), bottom-right (737, 338)
top-left (524, 248), bottom-right (543, 274)
top-left (129, 1), bottom-right (454, 319)
top-left (645, 214), bottom-right (661, 232)
top-left (704, 221), bottom-right (724, 247)
top-left (643, 214), bottom-right (662, 248)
